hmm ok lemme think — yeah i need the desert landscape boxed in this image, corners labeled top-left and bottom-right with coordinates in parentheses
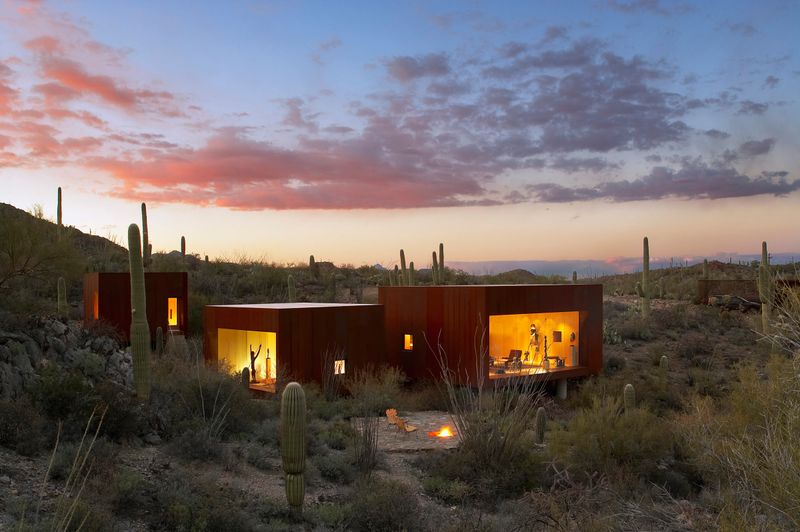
top-left (1, 1), bottom-right (799, 531)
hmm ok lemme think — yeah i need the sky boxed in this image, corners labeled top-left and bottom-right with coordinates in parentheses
top-left (0, 0), bottom-right (798, 270)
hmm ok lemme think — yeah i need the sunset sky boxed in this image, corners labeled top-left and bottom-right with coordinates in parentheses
top-left (1, 0), bottom-right (798, 270)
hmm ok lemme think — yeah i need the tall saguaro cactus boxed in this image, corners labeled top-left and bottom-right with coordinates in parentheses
top-left (281, 382), bottom-right (307, 513)
top-left (57, 277), bottom-right (67, 317)
top-left (572, 271), bottom-right (578, 284)
top-left (623, 383), bottom-right (636, 412)
top-left (128, 224), bottom-right (151, 399)
top-left (180, 236), bottom-right (186, 257)
top-left (399, 249), bottom-right (408, 286)
top-left (431, 251), bottom-right (440, 285)
top-left (641, 237), bottom-right (650, 319)
top-left (758, 241), bottom-right (772, 334)
top-left (438, 242), bottom-right (444, 283)
top-left (141, 203), bottom-right (150, 268)
top-left (287, 274), bottom-right (297, 302)
top-left (409, 261), bottom-right (415, 286)
top-left (702, 258), bottom-right (709, 279)
top-left (56, 186), bottom-right (63, 231)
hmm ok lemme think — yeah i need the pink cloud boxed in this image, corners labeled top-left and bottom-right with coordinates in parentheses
top-left (40, 57), bottom-right (174, 111)
top-left (88, 129), bottom-right (486, 210)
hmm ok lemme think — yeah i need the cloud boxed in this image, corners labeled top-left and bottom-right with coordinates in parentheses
top-left (738, 138), bottom-right (775, 157)
top-left (704, 128), bottom-right (730, 139)
top-left (529, 160), bottom-right (798, 202)
top-left (548, 156), bottom-right (621, 173)
top-left (726, 22), bottom-right (756, 37)
top-left (384, 53), bottom-right (450, 82)
top-left (737, 100), bottom-right (769, 115)
top-left (87, 129), bottom-right (489, 210)
top-left (764, 75), bottom-right (780, 88)
top-left (312, 37), bottom-right (342, 65)
top-left (606, 0), bottom-right (671, 15)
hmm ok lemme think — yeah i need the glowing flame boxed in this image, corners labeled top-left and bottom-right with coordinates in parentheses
top-left (428, 426), bottom-right (454, 438)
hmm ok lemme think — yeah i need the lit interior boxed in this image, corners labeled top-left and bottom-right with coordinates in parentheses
top-left (334, 359), bottom-right (346, 375)
top-left (217, 328), bottom-right (278, 384)
top-left (167, 298), bottom-right (178, 327)
top-left (488, 311), bottom-right (580, 379)
top-left (92, 291), bottom-right (99, 320)
top-left (404, 334), bottom-right (414, 351)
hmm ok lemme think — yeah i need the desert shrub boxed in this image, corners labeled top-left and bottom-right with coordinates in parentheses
top-left (347, 477), bottom-right (422, 532)
top-left (314, 452), bottom-right (356, 484)
top-left (50, 437), bottom-right (117, 481)
top-left (317, 418), bottom-right (354, 450)
top-left (32, 367), bottom-right (101, 439)
top-left (0, 397), bottom-right (50, 455)
top-left (253, 417), bottom-right (280, 448)
top-left (93, 381), bottom-right (148, 441)
top-left (345, 365), bottom-right (404, 416)
top-left (167, 419), bottom-right (223, 462)
top-left (603, 353), bottom-right (626, 373)
top-left (676, 332), bottom-right (713, 362)
top-left (241, 442), bottom-right (275, 470)
top-left (310, 501), bottom-right (352, 529)
top-left (650, 303), bottom-right (692, 331)
top-left (110, 468), bottom-right (148, 510)
top-left (549, 396), bottom-right (674, 483)
top-left (423, 475), bottom-right (472, 504)
top-left (679, 356), bottom-right (800, 528)
top-left (602, 320), bottom-right (623, 345)
top-left (616, 315), bottom-right (653, 341)
top-left (394, 380), bottom-right (450, 411)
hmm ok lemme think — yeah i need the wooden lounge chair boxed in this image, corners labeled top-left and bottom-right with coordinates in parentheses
top-left (385, 408), bottom-right (417, 433)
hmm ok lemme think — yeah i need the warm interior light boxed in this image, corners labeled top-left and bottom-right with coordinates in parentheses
top-left (404, 333), bottom-right (414, 351)
top-left (428, 426), bottom-right (454, 438)
top-left (218, 328), bottom-right (277, 383)
top-left (92, 291), bottom-right (99, 320)
top-left (167, 298), bottom-right (178, 326)
top-left (488, 311), bottom-right (580, 378)
top-left (334, 359), bottom-right (346, 375)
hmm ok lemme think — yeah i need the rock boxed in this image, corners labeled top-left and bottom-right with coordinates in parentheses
top-left (0, 345), bottom-right (10, 363)
top-left (0, 361), bottom-right (23, 400)
top-left (48, 336), bottom-right (66, 355)
top-left (9, 342), bottom-right (33, 375)
top-left (48, 319), bottom-right (68, 336)
top-left (143, 433), bottom-right (162, 445)
top-left (0, 475), bottom-right (10, 484)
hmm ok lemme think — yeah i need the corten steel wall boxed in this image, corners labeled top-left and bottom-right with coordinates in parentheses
top-left (203, 303), bottom-right (385, 385)
top-left (696, 279), bottom-right (759, 304)
top-left (380, 285), bottom-right (603, 387)
top-left (83, 272), bottom-right (189, 342)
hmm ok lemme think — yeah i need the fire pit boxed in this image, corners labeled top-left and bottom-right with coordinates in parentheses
top-left (428, 426), bottom-right (455, 438)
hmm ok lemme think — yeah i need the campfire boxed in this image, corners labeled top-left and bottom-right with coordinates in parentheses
top-left (428, 425), bottom-right (455, 438)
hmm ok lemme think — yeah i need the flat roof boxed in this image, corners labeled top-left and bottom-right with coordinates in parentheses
top-left (206, 302), bottom-right (381, 310)
top-left (379, 283), bottom-right (602, 288)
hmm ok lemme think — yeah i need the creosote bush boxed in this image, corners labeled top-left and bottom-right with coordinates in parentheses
top-left (347, 477), bottom-right (422, 531)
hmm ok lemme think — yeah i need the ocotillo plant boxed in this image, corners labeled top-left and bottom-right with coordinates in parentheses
top-left (281, 382), bottom-right (306, 514)
top-left (57, 186), bottom-right (63, 233)
top-left (287, 274), bottom-right (297, 302)
top-left (180, 236), bottom-right (186, 257)
top-left (128, 224), bottom-right (151, 399)
top-left (155, 326), bottom-right (164, 356)
top-left (758, 241), bottom-right (772, 334)
top-left (431, 251), bottom-right (440, 285)
top-left (57, 277), bottom-right (67, 317)
top-left (534, 406), bottom-right (546, 444)
top-left (141, 203), bottom-right (150, 268)
top-left (641, 237), bottom-right (650, 319)
top-left (623, 383), bottom-right (636, 411)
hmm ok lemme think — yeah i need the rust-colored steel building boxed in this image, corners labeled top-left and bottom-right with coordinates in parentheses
top-left (380, 284), bottom-right (603, 387)
top-left (203, 303), bottom-right (384, 391)
top-left (83, 272), bottom-right (188, 342)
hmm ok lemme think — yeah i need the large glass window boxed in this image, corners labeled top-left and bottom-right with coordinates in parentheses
top-left (488, 311), bottom-right (580, 379)
top-left (217, 328), bottom-right (278, 384)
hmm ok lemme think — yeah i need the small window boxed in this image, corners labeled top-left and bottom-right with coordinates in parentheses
top-left (404, 334), bottom-right (414, 351)
top-left (167, 298), bottom-right (178, 326)
top-left (334, 359), bottom-right (346, 375)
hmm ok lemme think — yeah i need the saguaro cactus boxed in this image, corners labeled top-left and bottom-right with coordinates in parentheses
top-left (57, 186), bottom-right (63, 231)
top-left (758, 241), bottom-right (772, 334)
top-left (141, 203), bottom-right (150, 268)
top-left (438, 242), bottom-right (444, 283)
top-left (241, 367), bottom-right (251, 388)
top-left (128, 224), bottom-right (151, 399)
top-left (572, 271), bottom-right (578, 284)
top-left (287, 274), bottom-right (297, 302)
top-left (399, 249), bottom-right (408, 286)
top-left (281, 382), bottom-right (307, 513)
top-left (623, 383), bottom-right (636, 411)
top-left (642, 237), bottom-right (650, 319)
top-left (659, 355), bottom-right (669, 376)
top-left (155, 326), bottom-right (164, 356)
top-left (534, 406), bottom-right (546, 444)
top-left (702, 258), bottom-right (708, 279)
top-left (180, 236), bottom-right (186, 257)
top-left (431, 251), bottom-right (440, 285)
top-left (57, 277), bottom-right (67, 317)
top-left (409, 261), bottom-right (416, 286)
